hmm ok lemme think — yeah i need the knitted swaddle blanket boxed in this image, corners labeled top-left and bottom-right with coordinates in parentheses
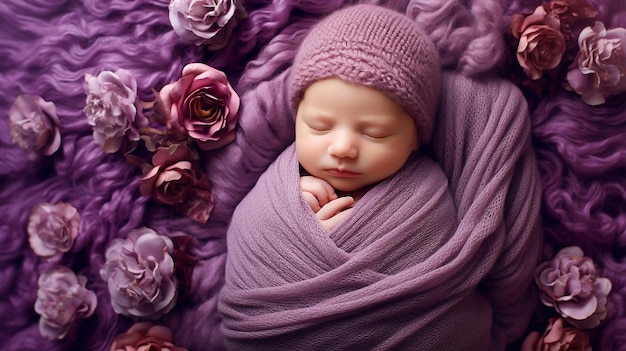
top-left (218, 72), bottom-right (544, 350)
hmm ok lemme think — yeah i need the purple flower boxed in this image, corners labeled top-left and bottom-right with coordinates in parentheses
top-left (9, 94), bottom-right (61, 159)
top-left (536, 246), bottom-right (612, 329)
top-left (28, 202), bottom-right (80, 259)
top-left (84, 69), bottom-right (147, 153)
top-left (100, 227), bottom-right (178, 320)
top-left (34, 267), bottom-right (97, 340)
top-left (566, 21), bottom-right (626, 105)
top-left (169, 0), bottom-right (247, 50)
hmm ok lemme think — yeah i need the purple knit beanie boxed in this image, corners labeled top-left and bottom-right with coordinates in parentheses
top-left (289, 4), bottom-right (441, 144)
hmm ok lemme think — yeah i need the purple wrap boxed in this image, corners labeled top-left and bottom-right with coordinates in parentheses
top-left (219, 72), bottom-right (544, 350)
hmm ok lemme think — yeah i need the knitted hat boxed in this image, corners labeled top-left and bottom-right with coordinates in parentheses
top-left (289, 4), bottom-right (441, 144)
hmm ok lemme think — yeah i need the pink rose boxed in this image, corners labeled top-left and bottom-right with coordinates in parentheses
top-left (100, 227), bottom-right (178, 320)
top-left (512, 5), bottom-right (567, 80)
top-left (139, 143), bottom-right (214, 223)
top-left (159, 63), bottom-right (240, 151)
top-left (110, 322), bottom-right (188, 351)
top-left (34, 267), bottom-right (97, 340)
top-left (566, 21), bottom-right (626, 105)
top-left (536, 246), bottom-right (612, 329)
top-left (84, 69), bottom-right (148, 153)
top-left (9, 94), bottom-right (61, 159)
top-left (521, 318), bottom-right (592, 351)
top-left (169, 0), bottom-right (247, 49)
top-left (28, 202), bottom-right (80, 259)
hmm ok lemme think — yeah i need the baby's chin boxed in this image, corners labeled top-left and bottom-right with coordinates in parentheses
top-left (330, 182), bottom-right (374, 199)
top-left (325, 180), bottom-right (361, 192)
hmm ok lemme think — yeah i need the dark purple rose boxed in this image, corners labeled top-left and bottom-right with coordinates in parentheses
top-left (158, 63), bottom-right (240, 151)
top-left (544, 0), bottom-right (598, 38)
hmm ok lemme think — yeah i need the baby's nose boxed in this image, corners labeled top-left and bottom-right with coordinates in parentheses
top-left (328, 131), bottom-right (358, 159)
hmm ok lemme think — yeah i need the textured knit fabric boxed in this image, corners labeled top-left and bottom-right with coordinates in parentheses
top-left (218, 72), bottom-right (543, 350)
top-left (288, 4), bottom-right (440, 145)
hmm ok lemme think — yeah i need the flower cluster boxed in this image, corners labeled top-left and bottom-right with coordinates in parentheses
top-left (26, 202), bottom-right (195, 342)
top-left (507, 0), bottom-right (626, 105)
top-left (523, 246), bottom-right (612, 350)
top-left (8, 3), bottom-right (246, 349)
top-left (25, 201), bottom-right (97, 340)
top-left (9, 0), bottom-right (245, 225)
top-left (83, 63), bottom-right (240, 223)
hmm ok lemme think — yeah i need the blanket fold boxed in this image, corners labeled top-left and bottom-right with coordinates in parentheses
top-left (219, 72), bottom-right (543, 351)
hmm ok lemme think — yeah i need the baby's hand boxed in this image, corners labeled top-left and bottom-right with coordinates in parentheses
top-left (300, 176), bottom-right (337, 212)
top-left (316, 197), bottom-right (354, 232)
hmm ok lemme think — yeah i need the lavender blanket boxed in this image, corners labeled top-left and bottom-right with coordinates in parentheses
top-left (219, 72), bottom-right (544, 350)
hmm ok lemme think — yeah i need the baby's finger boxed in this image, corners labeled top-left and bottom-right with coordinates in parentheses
top-left (300, 176), bottom-right (337, 205)
top-left (322, 208), bottom-right (354, 230)
top-left (316, 196), bottom-right (354, 220)
top-left (302, 191), bottom-right (321, 212)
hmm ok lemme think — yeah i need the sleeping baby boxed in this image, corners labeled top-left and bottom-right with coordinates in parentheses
top-left (219, 4), bottom-right (542, 351)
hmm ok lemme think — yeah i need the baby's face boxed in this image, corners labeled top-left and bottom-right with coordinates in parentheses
top-left (295, 78), bottom-right (418, 192)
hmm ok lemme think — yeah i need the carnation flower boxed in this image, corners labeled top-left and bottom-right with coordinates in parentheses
top-left (100, 227), bottom-right (178, 320)
top-left (110, 322), bottom-right (188, 351)
top-left (169, 0), bottom-right (247, 49)
top-left (566, 21), bottom-right (626, 105)
top-left (34, 267), bottom-right (97, 340)
top-left (512, 5), bottom-right (567, 80)
top-left (139, 143), bottom-right (214, 223)
top-left (28, 202), bottom-right (80, 259)
top-left (84, 69), bottom-right (148, 153)
top-left (536, 246), bottom-right (612, 329)
top-left (521, 318), bottom-right (592, 351)
top-left (9, 94), bottom-right (61, 159)
top-left (158, 63), bottom-right (240, 151)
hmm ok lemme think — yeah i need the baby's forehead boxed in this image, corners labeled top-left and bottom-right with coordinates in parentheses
top-left (298, 78), bottom-right (413, 122)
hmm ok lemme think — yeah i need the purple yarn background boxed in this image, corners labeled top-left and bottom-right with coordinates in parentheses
top-left (1, 0), bottom-right (625, 350)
